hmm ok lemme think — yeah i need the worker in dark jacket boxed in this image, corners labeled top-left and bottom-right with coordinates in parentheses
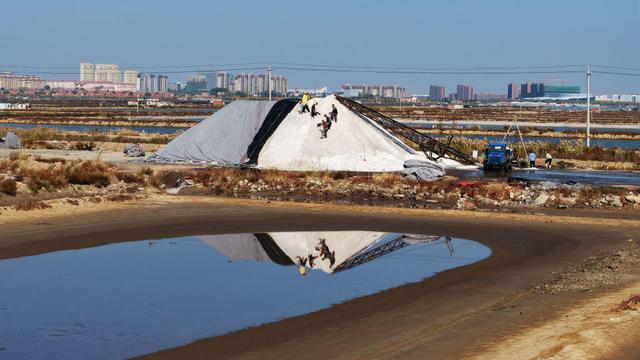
top-left (311, 102), bottom-right (320, 118)
top-left (330, 104), bottom-right (338, 122)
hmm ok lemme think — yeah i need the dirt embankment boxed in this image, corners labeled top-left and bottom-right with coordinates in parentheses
top-left (0, 188), bottom-right (639, 359)
top-left (0, 105), bottom-right (213, 128)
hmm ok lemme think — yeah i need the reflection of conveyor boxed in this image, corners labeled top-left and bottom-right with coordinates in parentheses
top-left (333, 235), bottom-right (452, 273)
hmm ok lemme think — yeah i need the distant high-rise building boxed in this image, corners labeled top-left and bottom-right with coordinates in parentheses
top-left (123, 70), bottom-right (139, 85)
top-left (519, 82), bottom-right (545, 98)
top-left (95, 64), bottom-right (120, 83)
top-left (456, 84), bottom-right (474, 101)
top-left (271, 75), bottom-right (288, 95)
top-left (0, 72), bottom-right (46, 89)
top-left (216, 71), bottom-right (230, 90)
top-left (137, 73), bottom-right (168, 93)
top-left (530, 82), bottom-right (544, 97)
top-left (340, 84), bottom-right (405, 99)
top-left (429, 85), bottom-right (446, 101)
top-left (157, 75), bottom-right (168, 93)
top-left (80, 63), bottom-right (94, 82)
top-left (520, 82), bottom-right (532, 98)
top-left (186, 74), bottom-right (207, 92)
top-left (507, 83), bottom-right (520, 100)
top-left (203, 72), bottom-right (216, 89)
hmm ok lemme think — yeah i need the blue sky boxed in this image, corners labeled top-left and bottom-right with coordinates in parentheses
top-left (2, 0), bottom-right (638, 94)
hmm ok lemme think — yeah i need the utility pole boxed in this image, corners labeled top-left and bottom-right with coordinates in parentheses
top-left (586, 65), bottom-right (591, 148)
top-left (267, 64), bottom-right (272, 101)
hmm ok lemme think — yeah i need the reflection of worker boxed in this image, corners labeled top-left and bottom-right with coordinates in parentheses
top-left (295, 256), bottom-right (307, 276)
top-left (545, 153), bottom-right (553, 169)
top-left (316, 239), bottom-right (336, 268)
top-left (308, 253), bottom-right (317, 268)
top-left (528, 151), bottom-right (536, 168)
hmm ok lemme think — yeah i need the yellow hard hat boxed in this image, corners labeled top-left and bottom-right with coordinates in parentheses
top-left (298, 266), bottom-right (306, 276)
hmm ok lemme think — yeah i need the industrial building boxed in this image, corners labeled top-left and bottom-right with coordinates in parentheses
top-left (542, 85), bottom-right (580, 98)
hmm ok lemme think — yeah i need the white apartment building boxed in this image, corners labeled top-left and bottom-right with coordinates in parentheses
top-left (123, 70), bottom-right (139, 85)
top-left (216, 71), bottom-right (230, 90)
top-left (94, 64), bottom-right (121, 83)
top-left (80, 63), bottom-right (94, 82)
top-left (0, 72), bottom-right (46, 90)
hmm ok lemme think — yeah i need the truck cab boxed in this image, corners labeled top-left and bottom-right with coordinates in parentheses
top-left (483, 143), bottom-right (513, 171)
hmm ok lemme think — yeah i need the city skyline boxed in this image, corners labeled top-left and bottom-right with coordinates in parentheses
top-left (1, 0), bottom-right (638, 94)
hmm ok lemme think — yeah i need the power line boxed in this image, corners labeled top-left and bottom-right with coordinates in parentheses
top-left (270, 62), bottom-right (587, 71)
top-left (592, 64), bottom-right (640, 71)
top-left (592, 70), bottom-right (640, 77)
top-left (275, 66), bottom-right (585, 75)
top-left (0, 62), bottom-right (269, 71)
top-left (4, 67), bottom-right (268, 76)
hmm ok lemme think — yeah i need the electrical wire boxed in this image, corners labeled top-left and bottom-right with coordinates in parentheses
top-left (592, 70), bottom-right (640, 77)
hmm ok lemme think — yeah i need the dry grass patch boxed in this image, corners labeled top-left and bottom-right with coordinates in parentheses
top-left (0, 178), bottom-right (17, 196)
top-left (65, 160), bottom-right (113, 187)
top-left (616, 295), bottom-right (640, 312)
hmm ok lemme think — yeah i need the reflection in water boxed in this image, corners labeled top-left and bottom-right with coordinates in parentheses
top-left (200, 232), bottom-right (452, 275)
top-left (0, 231), bottom-right (490, 359)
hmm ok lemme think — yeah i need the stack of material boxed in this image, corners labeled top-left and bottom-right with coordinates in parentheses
top-left (123, 144), bottom-right (145, 157)
top-left (153, 95), bottom-right (444, 179)
top-left (402, 159), bottom-right (445, 182)
top-left (0, 132), bottom-right (21, 149)
top-left (155, 100), bottom-right (292, 164)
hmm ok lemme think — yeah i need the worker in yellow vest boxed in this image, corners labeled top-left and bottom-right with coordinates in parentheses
top-left (301, 93), bottom-right (310, 114)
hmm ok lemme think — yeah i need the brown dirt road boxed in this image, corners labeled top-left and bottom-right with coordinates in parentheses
top-left (1, 195), bottom-right (639, 359)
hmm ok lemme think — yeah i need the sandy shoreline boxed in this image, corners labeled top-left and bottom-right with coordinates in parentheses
top-left (1, 195), bottom-right (639, 358)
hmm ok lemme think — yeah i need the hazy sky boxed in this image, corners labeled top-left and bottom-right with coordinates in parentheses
top-left (2, 0), bottom-right (638, 94)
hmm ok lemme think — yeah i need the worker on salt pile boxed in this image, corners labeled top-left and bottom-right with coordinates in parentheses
top-left (301, 93), bottom-right (310, 113)
top-left (311, 102), bottom-right (320, 118)
top-left (320, 117), bottom-right (330, 139)
top-left (330, 104), bottom-right (338, 122)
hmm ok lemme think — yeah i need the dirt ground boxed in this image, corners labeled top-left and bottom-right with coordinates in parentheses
top-left (0, 195), bottom-right (639, 359)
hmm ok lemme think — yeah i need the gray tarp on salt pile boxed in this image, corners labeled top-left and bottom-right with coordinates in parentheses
top-left (155, 100), bottom-right (276, 164)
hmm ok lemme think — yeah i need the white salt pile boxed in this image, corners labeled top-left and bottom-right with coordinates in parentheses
top-left (257, 95), bottom-right (431, 172)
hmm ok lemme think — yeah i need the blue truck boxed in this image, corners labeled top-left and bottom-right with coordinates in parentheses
top-left (483, 143), bottom-right (513, 171)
